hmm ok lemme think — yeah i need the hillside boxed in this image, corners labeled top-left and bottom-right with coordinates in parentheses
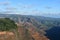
top-left (0, 18), bottom-right (17, 40)
top-left (0, 18), bottom-right (33, 40)
top-left (0, 14), bottom-right (60, 40)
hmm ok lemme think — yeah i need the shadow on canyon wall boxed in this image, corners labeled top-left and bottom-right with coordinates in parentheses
top-left (46, 26), bottom-right (60, 40)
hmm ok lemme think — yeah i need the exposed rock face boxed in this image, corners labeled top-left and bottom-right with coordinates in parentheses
top-left (16, 16), bottom-right (49, 40)
top-left (0, 16), bottom-right (50, 40)
top-left (0, 31), bottom-right (16, 40)
top-left (23, 22), bottom-right (49, 40)
top-left (17, 23), bottom-right (33, 40)
top-left (0, 23), bottom-right (49, 40)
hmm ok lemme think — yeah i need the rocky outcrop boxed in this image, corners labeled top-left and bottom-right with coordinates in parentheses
top-left (0, 31), bottom-right (16, 40)
top-left (23, 22), bottom-right (49, 40)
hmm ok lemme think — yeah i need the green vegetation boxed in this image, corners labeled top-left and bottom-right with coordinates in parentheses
top-left (0, 18), bottom-right (17, 31)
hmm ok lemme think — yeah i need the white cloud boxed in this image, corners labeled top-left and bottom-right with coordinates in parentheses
top-left (0, 1), bottom-right (9, 6)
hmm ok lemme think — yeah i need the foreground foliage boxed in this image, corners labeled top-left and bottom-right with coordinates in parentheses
top-left (0, 18), bottom-right (17, 31)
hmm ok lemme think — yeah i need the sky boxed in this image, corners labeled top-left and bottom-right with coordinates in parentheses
top-left (0, 0), bottom-right (60, 17)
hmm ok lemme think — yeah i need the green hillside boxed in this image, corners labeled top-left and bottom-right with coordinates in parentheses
top-left (0, 18), bottom-right (17, 31)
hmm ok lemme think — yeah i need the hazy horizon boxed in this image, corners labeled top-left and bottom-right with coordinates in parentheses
top-left (0, 0), bottom-right (60, 18)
